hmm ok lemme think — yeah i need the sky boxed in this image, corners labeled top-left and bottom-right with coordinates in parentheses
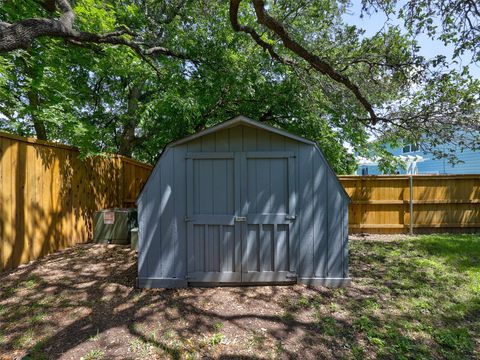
top-left (342, 1), bottom-right (480, 78)
top-left (340, 1), bottom-right (479, 156)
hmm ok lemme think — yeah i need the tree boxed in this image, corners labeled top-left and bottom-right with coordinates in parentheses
top-left (363, 0), bottom-right (480, 62)
top-left (0, 0), bottom-right (411, 123)
top-left (228, 0), bottom-right (479, 158)
top-left (0, 0), bottom-right (190, 148)
top-left (0, 0), bottom-right (478, 173)
top-left (0, 0), bottom-right (186, 60)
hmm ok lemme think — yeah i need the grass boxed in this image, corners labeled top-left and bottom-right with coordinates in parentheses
top-left (13, 328), bottom-right (36, 349)
top-left (22, 276), bottom-right (40, 289)
top-left (23, 338), bottom-right (49, 360)
top-left (0, 234), bottom-right (478, 359)
top-left (207, 332), bottom-right (223, 346)
top-left (248, 329), bottom-right (267, 349)
top-left (344, 234), bottom-right (480, 359)
top-left (316, 315), bottom-right (340, 336)
top-left (129, 338), bottom-right (152, 358)
top-left (81, 349), bottom-right (105, 360)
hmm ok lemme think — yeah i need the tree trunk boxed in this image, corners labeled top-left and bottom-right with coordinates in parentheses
top-left (24, 54), bottom-right (48, 140)
top-left (118, 79), bottom-right (145, 157)
top-left (26, 72), bottom-right (48, 141)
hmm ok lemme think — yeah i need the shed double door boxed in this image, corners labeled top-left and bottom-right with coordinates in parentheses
top-left (186, 151), bottom-right (297, 283)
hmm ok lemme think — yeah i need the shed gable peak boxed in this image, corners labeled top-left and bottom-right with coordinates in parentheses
top-left (167, 116), bottom-right (315, 148)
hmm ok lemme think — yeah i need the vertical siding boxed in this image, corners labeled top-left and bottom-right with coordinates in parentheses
top-left (313, 151), bottom-right (329, 279)
top-left (159, 150), bottom-right (175, 277)
top-left (342, 198), bottom-right (349, 278)
top-left (139, 124), bottom-right (350, 283)
top-left (173, 146), bottom-right (187, 277)
top-left (327, 174), bottom-right (344, 278)
top-left (298, 145), bottom-right (314, 278)
top-left (243, 126), bottom-right (257, 150)
top-left (139, 164), bottom-right (162, 279)
top-left (284, 138), bottom-right (298, 273)
top-left (228, 126), bottom-right (243, 151)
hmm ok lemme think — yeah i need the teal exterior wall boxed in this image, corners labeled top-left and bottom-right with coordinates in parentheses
top-left (357, 144), bottom-right (480, 175)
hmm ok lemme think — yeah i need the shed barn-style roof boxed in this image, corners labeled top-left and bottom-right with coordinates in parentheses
top-left (139, 115), bottom-right (350, 201)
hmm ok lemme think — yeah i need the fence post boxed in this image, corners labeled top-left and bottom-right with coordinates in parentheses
top-left (409, 175), bottom-right (414, 235)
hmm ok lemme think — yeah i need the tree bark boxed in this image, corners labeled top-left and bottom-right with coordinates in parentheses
top-left (26, 89), bottom-right (47, 140)
top-left (118, 79), bottom-right (145, 157)
top-left (23, 54), bottom-right (48, 141)
top-left (0, 0), bottom-right (188, 68)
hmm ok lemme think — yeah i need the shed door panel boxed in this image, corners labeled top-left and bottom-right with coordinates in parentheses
top-left (241, 153), bottom-right (297, 282)
top-left (186, 155), bottom-right (241, 282)
top-left (186, 151), bottom-right (296, 284)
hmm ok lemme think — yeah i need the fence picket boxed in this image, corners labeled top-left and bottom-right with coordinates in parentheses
top-left (0, 132), bottom-right (152, 271)
top-left (339, 175), bottom-right (480, 234)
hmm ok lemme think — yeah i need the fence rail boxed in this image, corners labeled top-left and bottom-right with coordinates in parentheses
top-left (0, 132), bottom-right (152, 271)
top-left (339, 175), bottom-right (480, 234)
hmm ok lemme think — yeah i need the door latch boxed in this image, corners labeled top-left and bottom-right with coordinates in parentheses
top-left (285, 214), bottom-right (296, 220)
top-left (234, 216), bottom-right (246, 222)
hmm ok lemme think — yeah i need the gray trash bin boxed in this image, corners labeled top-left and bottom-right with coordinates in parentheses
top-left (130, 227), bottom-right (138, 251)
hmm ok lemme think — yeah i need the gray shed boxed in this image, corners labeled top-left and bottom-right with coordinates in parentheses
top-left (137, 116), bottom-right (351, 288)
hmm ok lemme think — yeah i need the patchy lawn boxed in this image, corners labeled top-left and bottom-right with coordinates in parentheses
top-left (0, 234), bottom-right (479, 359)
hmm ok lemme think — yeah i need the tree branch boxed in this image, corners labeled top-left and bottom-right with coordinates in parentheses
top-left (229, 0), bottom-right (295, 66)
top-left (230, 0), bottom-right (379, 123)
top-left (0, 0), bottom-right (188, 66)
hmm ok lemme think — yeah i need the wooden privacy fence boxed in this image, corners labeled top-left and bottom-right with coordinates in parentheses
top-left (0, 132), bottom-right (152, 271)
top-left (339, 175), bottom-right (480, 234)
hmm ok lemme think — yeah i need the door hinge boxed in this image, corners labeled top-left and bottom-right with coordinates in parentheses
top-left (234, 216), bottom-right (247, 222)
top-left (285, 214), bottom-right (296, 220)
top-left (286, 272), bottom-right (297, 279)
top-left (184, 216), bottom-right (194, 222)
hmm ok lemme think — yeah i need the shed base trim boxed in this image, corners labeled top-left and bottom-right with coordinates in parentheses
top-left (298, 277), bottom-right (351, 287)
top-left (138, 277), bottom-right (187, 289)
top-left (137, 277), bottom-right (351, 288)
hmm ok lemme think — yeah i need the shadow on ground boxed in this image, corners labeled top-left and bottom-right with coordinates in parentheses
top-left (0, 234), bottom-right (479, 359)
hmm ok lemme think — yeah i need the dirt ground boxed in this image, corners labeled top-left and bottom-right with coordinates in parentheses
top-left (0, 234), bottom-right (478, 359)
top-left (348, 233), bottom-right (414, 242)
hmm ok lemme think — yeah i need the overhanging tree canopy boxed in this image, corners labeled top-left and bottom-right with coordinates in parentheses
top-left (0, 0), bottom-right (478, 173)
